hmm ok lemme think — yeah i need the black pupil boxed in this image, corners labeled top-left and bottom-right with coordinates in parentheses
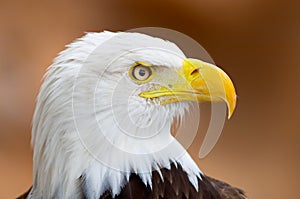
top-left (139, 68), bottom-right (146, 76)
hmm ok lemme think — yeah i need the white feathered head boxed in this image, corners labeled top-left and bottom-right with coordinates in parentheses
top-left (30, 31), bottom-right (236, 198)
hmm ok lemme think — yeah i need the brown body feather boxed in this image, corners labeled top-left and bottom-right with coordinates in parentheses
top-left (18, 163), bottom-right (247, 199)
top-left (96, 163), bottom-right (247, 199)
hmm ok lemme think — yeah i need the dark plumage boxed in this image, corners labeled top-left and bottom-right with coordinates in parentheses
top-left (96, 163), bottom-right (246, 199)
top-left (18, 163), bottom-right (246, 199)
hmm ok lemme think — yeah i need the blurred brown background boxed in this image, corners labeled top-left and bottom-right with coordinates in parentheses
top-left (0, 0), bottom-right (299, 198)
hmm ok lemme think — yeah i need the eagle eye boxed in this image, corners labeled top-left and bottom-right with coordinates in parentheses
top-left (130, 64), bottom-right (153, 83)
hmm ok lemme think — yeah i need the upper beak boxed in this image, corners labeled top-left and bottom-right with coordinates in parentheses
top-left (139, 58), bottom-right (237, 118)
top-left (181, 58), bottom-right (237, 118)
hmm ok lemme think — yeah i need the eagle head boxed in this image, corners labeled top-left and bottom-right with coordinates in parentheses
top-left (30, 31), bottom-right (236, 198)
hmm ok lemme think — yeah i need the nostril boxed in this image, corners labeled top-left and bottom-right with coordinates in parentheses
top-left (190, 68), bottom-right (199, 77)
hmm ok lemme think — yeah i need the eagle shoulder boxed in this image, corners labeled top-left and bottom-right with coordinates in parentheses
top-left (206, 176), bottom-right (248, 199)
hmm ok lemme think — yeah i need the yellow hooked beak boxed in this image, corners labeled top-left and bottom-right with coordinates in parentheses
top-left (139, 58), bottom-right (237, 118)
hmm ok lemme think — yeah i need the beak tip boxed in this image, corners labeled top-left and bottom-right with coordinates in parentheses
top-left (227, 94), bottom-right (237, 119)
top-left (227, 108), bottom-right (234, 119)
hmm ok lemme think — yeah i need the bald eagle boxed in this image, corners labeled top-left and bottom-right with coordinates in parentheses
top-left (18, 31), bottom-right (247, 199)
